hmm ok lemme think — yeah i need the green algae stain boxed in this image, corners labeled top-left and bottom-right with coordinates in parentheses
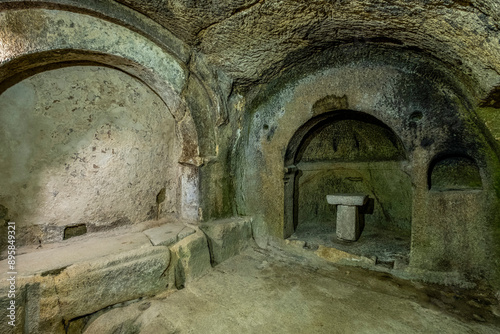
top-left (476, 107), bottom-right (500, 143)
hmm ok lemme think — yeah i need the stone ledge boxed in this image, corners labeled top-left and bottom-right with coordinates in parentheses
top-left (0, 221), bottom-right (212, 334)
top-left (0, 243), bottom-right (171, 334)
top-left (169, 231), bottom-right (212, 289)
top-left (326, 194), bottom-right (368, 206)
top-left (7, 231), bottom-right (153, 278)
top-left (143, 222), bottom-right (196, 246)
top-left (200, 216), bottom-right (254, 266)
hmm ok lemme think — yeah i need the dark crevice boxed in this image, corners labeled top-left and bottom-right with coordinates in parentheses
top-left (230, 0), bottom-right (263, 16)
top-left (41, 266), bottom-right (68, 277)
top-left (174, 261), bottom-right (186, 290)
top-left (199, 228), bottom-right (217, 267)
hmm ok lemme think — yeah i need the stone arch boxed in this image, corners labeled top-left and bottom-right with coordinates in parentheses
top-left (284, 110), bottom-right (410, 240)
top-left (0, 8), bottom-right (201, 166)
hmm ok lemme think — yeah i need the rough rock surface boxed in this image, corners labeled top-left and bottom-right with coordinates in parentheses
top-left (200, 216), bottom-right (254, 265)
top-left (0, 65), bottom-right (180, 244)
top-left (116, 0), bottom-right (500, 99)
top-left (169, 230), bottom-right (212, 289)
top-left (144, 222), bottom-right (196, 246)
top-left (82, 247), bottom-right (500, 334)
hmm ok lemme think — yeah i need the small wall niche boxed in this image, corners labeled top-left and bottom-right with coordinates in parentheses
top-left (429, 155), bottom-right (482, 191)
top-left (64, 224), bottom-right (87, 240)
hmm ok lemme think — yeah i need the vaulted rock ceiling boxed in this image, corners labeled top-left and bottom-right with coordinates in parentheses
top-left (112, 0), bottom-right (500, 100)
top-left (1, 0), bottom-right (499, 102)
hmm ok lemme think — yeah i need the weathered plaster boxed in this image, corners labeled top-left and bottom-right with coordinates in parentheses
top-left (0, 66), bottom-right (180, 243)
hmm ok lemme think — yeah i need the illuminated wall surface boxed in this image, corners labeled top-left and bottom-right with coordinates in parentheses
top-left (0, 66), bottom-right (179, 241)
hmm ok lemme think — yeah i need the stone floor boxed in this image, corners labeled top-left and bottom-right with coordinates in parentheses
top-left (291, 219), bottom-right (411, 267)
top-left (83, 246), bottom-right (500, 334)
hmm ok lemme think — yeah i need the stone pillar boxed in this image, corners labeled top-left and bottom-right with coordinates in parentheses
top-left (327, 194), bottom-right (368, 242)
top-left (180, 165), bottom-right (200, 221)
top-left (283, 165), bottom-right (298, 238)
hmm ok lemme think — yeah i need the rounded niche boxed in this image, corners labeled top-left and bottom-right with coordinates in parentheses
top-left (429, 155), bottom-right (482, 191)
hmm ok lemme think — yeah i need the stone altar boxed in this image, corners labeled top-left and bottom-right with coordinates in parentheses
top-left (327, 194), bottom-right (368, 241)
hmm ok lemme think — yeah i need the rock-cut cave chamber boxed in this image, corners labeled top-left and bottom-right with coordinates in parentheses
top-left (1, 1), bottom-right (500, 333)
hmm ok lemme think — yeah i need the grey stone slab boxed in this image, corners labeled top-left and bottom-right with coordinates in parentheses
top-left (169, 231), bottom-right (212, 289)
top-left (177, 226), bottom-right (197, 241)
top-left (143, 223), bottom-right (196, 247)
top-left (200, 217), bottom-right (254, 265)
top-left (2, 232), bottom-right (152, 277)
top-left (52, 246), bottom-right (171, 321)
top-left (326, 194), bottom-right (368, 206)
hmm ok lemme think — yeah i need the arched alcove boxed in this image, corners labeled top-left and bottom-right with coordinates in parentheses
top-left (284, 110), bottom-right (412, 264)
top-left (429, 154), bottom-right (482, 191)
top-left (0, 64), bottom-right (185, 243)
top-left (0, 8), bottom-right (203, 249)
